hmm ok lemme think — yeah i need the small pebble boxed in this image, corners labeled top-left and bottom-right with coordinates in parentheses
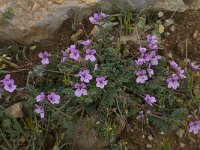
top-left (164, 18), bottom-right (174, 27)
top-left (180, 143), bottom-right (185, 148)
top-left (148, 135), bottom-right (154, 141)
top-left (161, 131), bottom-right (164, 135)
top-left (146, 144), bottom-right (152, 148)
top-left (158, 12), bottom-right (164, 18)
top-left (169, 25), bottom-right (176, 32)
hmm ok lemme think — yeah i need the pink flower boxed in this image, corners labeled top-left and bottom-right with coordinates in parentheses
top-left (96, 76), bottom-right (108, 89)
top-left (139, 47), bottom-right (147, 53)
top-left (135, 70), bottom-right (148, 84)
top-left (48, 92), bottom-right (60, 104)
top-left (177, 67), bottom-right (186, 79)
top-left (189, 121), bottom-right (200, 134)
top-left (135, 58), bottom-right (145, 66)
top-left (1, 74), bottom-right (11, 84)
top-left (149, 51), bottom-right (161, 65)
top-left (190, 62), bottom-right (200, 71)
top-left (147, 64), bottom-right (154, 78)
top-left (36, 92), bottom-right (45, 102)
top-left (4, 80), bottom-right (16, 92)
top-left (69, 45), bottom-right (80, 61)
top-left (81, 40), bottom-right (92, 46)
top-left (167, 74), bottom-right (180, 90)
top-left (85, 49), bottom-right (96, 62)
top-left (136, 111), bottom-right (145, 120)
top-left (78, 70), bottom-right (93, 83)
top-left (147, 34), bottom-right (158, 50)
top-left (142, 53), bottom-right (150, 62)
top-left (89, 12), bottom-right (109, 25)
top-left (35, 104), bottom-right (44, 119)
top-left (75, 83), bottom-right (88, 97)
top-left (38, 51), bottom-right (49, 65)
top-left (169, 60), bottom-right (178, 70)
top-left (69, 44), bottom-right (76, 51)
top-left (1, 74), bottom-right (16, 93)
top-left (144, 94), bottom-right (156, 106)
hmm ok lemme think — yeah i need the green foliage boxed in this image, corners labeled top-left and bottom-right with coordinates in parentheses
top-left (121, 11), bottom-right (133, 34)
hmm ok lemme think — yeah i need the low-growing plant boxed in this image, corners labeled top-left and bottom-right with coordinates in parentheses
top-left (1, 11), bottom-right (200, 149)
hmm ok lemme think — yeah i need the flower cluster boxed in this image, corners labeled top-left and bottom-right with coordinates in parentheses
top-left (38, 51), bottom-right (50, 65)
top-left (35, 92), bottom-right (60, 119)
top-left (89, 12), bottom-right (109, 25)
top-left (75, 68), bottom-right (108, 97)
top-left (188, 121), bottom-right (200, 134)
top-left (135, 35), bottom-right (161, 84)
top-left (167, 60), bottom-right (186, 90)
top-left (0, 74), bottom-right (16, 93)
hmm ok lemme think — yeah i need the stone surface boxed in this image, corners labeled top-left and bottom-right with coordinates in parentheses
top-left (5, 102), bottom-right (24, 118)
top-left (176, 129), bottom-right (185, 138)
top-left (73, 117), bottom-right (107, 150)
top-left (0, 0), bottom-right (200, 45)
top-left (180, 143), bottom-right (185, 149)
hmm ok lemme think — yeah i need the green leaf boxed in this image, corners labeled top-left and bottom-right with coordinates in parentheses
top-left (2, 118), bottom-right (12, 128)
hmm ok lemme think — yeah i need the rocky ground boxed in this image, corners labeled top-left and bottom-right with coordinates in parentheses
top-left (1, 1), bottom-right (200, 149)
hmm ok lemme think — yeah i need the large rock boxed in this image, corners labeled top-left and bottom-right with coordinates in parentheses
top-left (0, 0), bottom-right (200, 45)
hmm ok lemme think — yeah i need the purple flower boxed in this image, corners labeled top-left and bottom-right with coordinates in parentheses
top-left (89, 13), bottom-right (99, 24)
top-left (144, 94), bottom-right (156, 106)
top-left (61, 50), bottom-right (68, 63)
top-left (48, 92), bottom-right (60, 104)
top-left (143, 53), bottom-right (151, 62)
top-left (96, 76), bottom-right (108, 89)
top-left (4, 80), bottom-right (16, 92)
top-left (190, 62), bottom-right (200, 71)
top-left (136, 111), bottom-right (145, 120)
top-left (75, 83), bottom-right (88, 97)
top-left (94, 64), bottom-right (98, 72)
top-left (146, 110), bottom-right (151, 114)
top-left (36, 92), bottom-right (45, 102)
top-left (189, 121), bottom-right (200, 134)
top-left (1, 74), bottom-right (13, 85)
top-left (149, 51), bottom-right (161, 65)
top-left (177, 67), bottom-right (186, 79)
top-left (69, 44), bottom-right (76, 51)
top-left (78, 70), bottom-right (93, 83)
top-left (135, 70), bottom-right (148, 84)
top-left (1, 74), bottom-right (16, 93)
top-left (167, 74), bottom-right (180, 90)
top-left (35, 104), bottom-right (44, 119)
top-left (147, 64), bottom-right (154, 77)
top-left (147, 34), bottom-right (158, 50)
top-left (85, 49), bottom-right (96, 62)
top-left (135, 57), bottom-right (145, 66)
top-left (100, 12), bottom-right (109, 18)
top-left (69, 45), bottom-right (80, 61)
top-left (81, 40), bottom-right (92, 46)
top-left (89, 12), bottom-right (108, 25)
top-left (139, 47), bottom-right (147, 53)
top-left (169, 60), bottom-right (178, 70)
top-left (147, 35), bottom-right (158, 44)
top-left (38, 51), bottom-right (49, 65)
